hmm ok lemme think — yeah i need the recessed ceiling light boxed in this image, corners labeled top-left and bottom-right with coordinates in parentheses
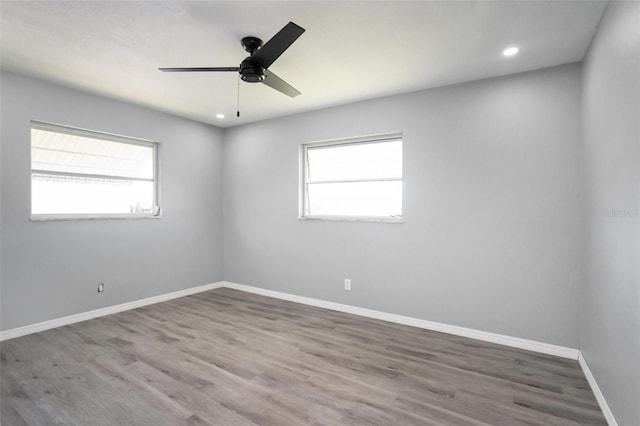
top-left (216, 113), bottom-right (225, 119)
top-left (503, 47), bottom-right (519, 57)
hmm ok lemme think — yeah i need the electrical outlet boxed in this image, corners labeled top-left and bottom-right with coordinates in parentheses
top-left (97, 282), bottom-right (104, 293)
top-left (344, 279), bottom-right (351, 291)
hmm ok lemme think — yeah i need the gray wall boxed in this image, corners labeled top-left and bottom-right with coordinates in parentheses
top-left (0, 71), bottom-right (224, 331)
top-left (580, 1), bottom-right (640, 424)
top-left (223, 64), bottom-right (583, 348)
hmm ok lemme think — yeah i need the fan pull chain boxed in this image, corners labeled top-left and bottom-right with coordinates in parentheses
top-left (236, 74), bottom-right (240, 118)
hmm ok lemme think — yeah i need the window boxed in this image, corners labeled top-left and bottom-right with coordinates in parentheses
top-left (30, 121), bottom-right (160, 219)
top-left (300, 132), bottom-right (402, 222)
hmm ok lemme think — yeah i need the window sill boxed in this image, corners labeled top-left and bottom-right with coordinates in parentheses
top-left (31, 214), bottom-right (162, 221)
top-left (299, 215), bottom-right (403, 224)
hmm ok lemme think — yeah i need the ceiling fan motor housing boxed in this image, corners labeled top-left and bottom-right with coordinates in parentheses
top-left (240, 57), bottom-right (265, 82)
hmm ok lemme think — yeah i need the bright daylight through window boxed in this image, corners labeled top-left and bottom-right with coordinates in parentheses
top-left (301, 133), bottom-right (402, 222)
top-left (31, 121), bottom-right (160, 219)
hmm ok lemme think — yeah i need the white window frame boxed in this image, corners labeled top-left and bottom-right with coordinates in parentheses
top-left (299, 132), bottom-right (403, 223)
top-left (30, 120), bottom-right (161, 221)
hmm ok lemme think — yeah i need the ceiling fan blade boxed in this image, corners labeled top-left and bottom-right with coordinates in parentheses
top-left (262, 69), bottom-right (301, 98)
top-left (251, 22), bottom-right (305, 69)
top-left (159, 67), bottom-right (240, 72)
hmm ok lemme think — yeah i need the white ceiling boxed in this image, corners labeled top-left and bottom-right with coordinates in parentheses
top-left (1, 1), bottom-right (607, 128)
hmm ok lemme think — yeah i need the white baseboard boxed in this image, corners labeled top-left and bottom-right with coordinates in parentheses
top-left (220, 281), bottom-right (580, 360)
top-left (0, 281), bottom-right (225, 342)
top-left (1, 280), bottom-right (580, 361)
top-left (578, 352), bottom-right (618, 426)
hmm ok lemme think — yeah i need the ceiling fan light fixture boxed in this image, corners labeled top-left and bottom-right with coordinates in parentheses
top-left (503, 46), bottom-right (519, 57)
top-left (216, 113), bottom-right (225, 119)
top-left (240, 73), bottom-right (265, 83)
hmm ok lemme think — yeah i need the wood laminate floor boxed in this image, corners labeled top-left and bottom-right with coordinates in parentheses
top-left (1, 288), bottom-right (607, 425)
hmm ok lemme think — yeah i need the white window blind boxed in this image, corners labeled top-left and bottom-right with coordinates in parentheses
top-left (301, 133), bottom-right (403, 222)
top-left (31, 121), bottom-right (160, 219)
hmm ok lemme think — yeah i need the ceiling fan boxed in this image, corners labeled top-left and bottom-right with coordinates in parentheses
top-left (159, 22), bottom-right (305, 99)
